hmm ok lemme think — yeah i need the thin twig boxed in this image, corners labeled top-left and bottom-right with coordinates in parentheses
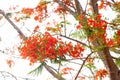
top-left (84, 0), bottom-right (89, 14)
top-left (60, 34), bottom-right (88, 47)
top-left (74, 52), bottom-right (94, 80)
top-left (63, 13), bottom-right (66, 36)
top-left (86, 66), bottom-right (95, 80)
top-left (0, 71), bottom-right (17, 80)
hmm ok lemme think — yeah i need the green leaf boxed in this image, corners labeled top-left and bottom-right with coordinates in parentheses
top-left (60, 21), bottom-right (71, 25)
top-left (70, 29), bottom-right (86, 40)
top-left (85, 63), bottom-right (96, 69)
top-left (92, 45), bottom-right (104, 52)
top-left (59, 21), bottom-right (71, 28)
top-left (39, 1), bottom-right (51, 5)
top-left (112, 3), bottom-right (120, 12)
top-left (115, 58), bottom-right (120, 68)
top-left (112, 14), bottom-right (120, 24)
top-left (28, 62), bottom-right (44, 76)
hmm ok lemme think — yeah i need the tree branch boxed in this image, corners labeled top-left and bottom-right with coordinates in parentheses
top-left (0, 71), bottom-right (17, 80)
top-left (88, 0), bottom-right (120, 79)
top-left (54, 0), bottom-right (77, 16)
top-left (102, 47), bottom-right (119, 80)
top-left (74, 0), bottom-right (84, 14)
top-left (74, 52), bottom-right (93, 80)
top-left (44, 63), bottom-right (65, 80)
top-left (0, 9), bottom-right (27, 40)
top-left (60, 34), bottom-right (88, 47)
top-left (89, 0), bottom-right (98, 14)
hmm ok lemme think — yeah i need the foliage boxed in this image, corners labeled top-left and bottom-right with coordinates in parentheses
top-left (2, 0), bottom-right (120, 80)
top-left (28, 62), bottom-right (45, 76)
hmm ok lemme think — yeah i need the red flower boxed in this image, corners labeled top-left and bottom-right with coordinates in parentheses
top-left (76, 24), bottom-right (82, 29)
top-left (71, 51), bottom-right (80, 58)
top-left (61, 67), bottom-right (74, 74)
top-left (106, 39), bottom-right (114, 47)
top-left (34, 16), bottom-right (39, 21)
top-left (14, 17), bottom-right (19, 22)
top-left (97, 14), bottom-right (102, 19)
top-left (95, 69), bottom-right (108, 80)
top-left (6, 59), bottom-right (15, 68)
top-left (117, 30), bottom-right (120, 36)
top-left (22, 8), bottom-right (34, 15)
top-left (33, 25), bottom-right (39, 32)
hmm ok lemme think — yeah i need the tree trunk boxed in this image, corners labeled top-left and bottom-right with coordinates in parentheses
top-left (103, 47), bottom-right (120, 80)
top-left (92, 40), bottom-right (120, 80)
top-left (89, 0), bottom-right (120, 79)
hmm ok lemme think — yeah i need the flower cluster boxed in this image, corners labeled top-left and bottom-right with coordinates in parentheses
top-left (87, 14), bottom-right (107, 30)
top-left (61, 67), bottom-right (74, 74)
top-left (95, 69), bottom-right (108, 80)
top-left (20, 1), bottom-right (48, 22)
top-left (19, 32), bottom-right (84, 65)
top-left (22, 8), bottom-right (34, 15)
top-left (98, 1), bottom-right (109, 10)
top-left (54, 5), bottom-right (66, 14)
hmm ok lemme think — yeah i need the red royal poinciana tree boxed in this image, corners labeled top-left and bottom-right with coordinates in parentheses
top-left (1, 0), bottom-right (120, 80)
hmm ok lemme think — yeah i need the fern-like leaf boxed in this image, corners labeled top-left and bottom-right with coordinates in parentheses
top-left (28, 62), bottom-right (44, 76)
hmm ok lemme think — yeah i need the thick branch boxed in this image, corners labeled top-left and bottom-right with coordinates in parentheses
top-left (103, 47), bottom-right (119, 80)
top-left (74, 0), bottom-right (84, 14)
top-left (0, 9), bottom-right (27, 40)
top-left (88, 0), bottom-right (120, 79)
top-left (44, 63), bottom-right (65, 80)
top-left (90, 0), bottom-right (98, 14)
top-left (54, 0), bottom-right (77, 16)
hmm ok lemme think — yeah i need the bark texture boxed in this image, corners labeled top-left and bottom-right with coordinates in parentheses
top-left (90, 0), bottom-right (120, 80)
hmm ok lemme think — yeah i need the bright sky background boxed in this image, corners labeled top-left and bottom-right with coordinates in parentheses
top-left (0, 0), bottom-right (120, 80)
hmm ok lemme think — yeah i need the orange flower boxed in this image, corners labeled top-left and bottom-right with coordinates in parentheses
top-left (117, 30), bottom-right (120, 36)
top-left (61, 67), bottom-right (74, 74)
top-left (98, 1), bottom-right (109, 10)
top-left (95, 69), bottom-right (108, 80)
top-left (76, 24), bottom-right (82, 29)
top-left (34, 16), bottom-right (39, 21)
top-left (33, 25), bottom-right (39, 32)
top-left (86, 58), bottom-right (93, 63)
top-left (14, 17), bottom-right (19, 22)
top-left (106, 39), bottom-right (114, 47)
top-left (22, 8), bottom-right (34, 15)
top-left (77, 76), bottom-right (85, 80)
top-left (78, 14), bottom-right (84, 20)
top-left (6, 59), bottom-right (15, 68)
top-left (55, 5), bottom-right (66, 13)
